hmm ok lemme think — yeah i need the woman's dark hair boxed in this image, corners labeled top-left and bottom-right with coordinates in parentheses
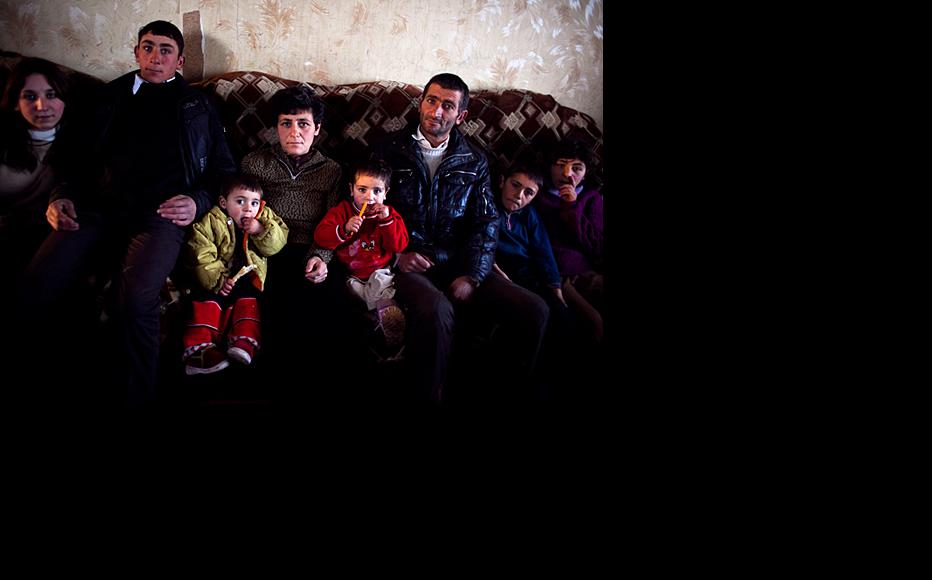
top-left (269, 85), bottom-right (325, 124)
top-left (546, 139), bottom-right (594, 170)
top-left (0, 57), bottom-right (69, 172)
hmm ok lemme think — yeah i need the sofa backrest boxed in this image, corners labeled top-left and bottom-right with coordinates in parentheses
top-left (194, 70), bottom-right (603, 186)
top-left (1, 52), bottom-right (603, 186)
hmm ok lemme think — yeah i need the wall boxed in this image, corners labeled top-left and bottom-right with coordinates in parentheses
top-left (0, 0), bottom-right (602, 130)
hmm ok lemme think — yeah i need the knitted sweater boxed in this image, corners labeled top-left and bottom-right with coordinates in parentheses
top-left (534, 186), bottom-right (603, 276)
top-left (241, 145), bottom-right (342, 261)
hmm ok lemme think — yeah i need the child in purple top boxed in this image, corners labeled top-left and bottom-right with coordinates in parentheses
top-left (534, 140), bottom-right (603, 344)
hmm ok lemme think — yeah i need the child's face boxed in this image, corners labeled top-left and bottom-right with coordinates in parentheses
top-left (550, 157), bottom-right (587, 188)
top-left (277, 110), bottom-right (320, 156)
top-left (350, 173), bottom-right (388, 216)
top-left (219, 186), bottom-right (262, 229)
top-left (500, 172), bottom-right (540, 212)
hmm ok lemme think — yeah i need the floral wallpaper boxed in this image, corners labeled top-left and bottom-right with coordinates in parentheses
top-left (0, 0), bottom-right (603, 129)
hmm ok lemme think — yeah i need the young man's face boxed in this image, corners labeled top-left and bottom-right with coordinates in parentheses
top-left (500, 172), bottom-right (540, 212)
top-left (219, 186), bottom-right (262, 230)
top-left (350, 173), bottom-right (388, 217)
top-left (418, 83), bottom-right (467, 146)
top-left (550, 157), bottom-right (587, 188)
top-left (134, 32), bottom-right (184, 84)
top-left (277, 110), bottom-right (319, 155)
top-left (17, 73), bottom-right (65, 131)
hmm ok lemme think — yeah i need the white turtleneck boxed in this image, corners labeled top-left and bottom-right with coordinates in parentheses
top-left (413, 126), bottom-right (448, 182)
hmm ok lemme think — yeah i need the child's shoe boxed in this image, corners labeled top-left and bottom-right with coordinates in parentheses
top-left (376, 299), bottom-right (406, 350)
top-left (184, 345), bottom-right (230, 375)
top-left (227, 339), bottom-right (256, 366)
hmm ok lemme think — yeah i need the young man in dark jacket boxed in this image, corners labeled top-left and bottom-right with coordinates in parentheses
top-left (18, 20), bottom-right (236, 408)
top-left (377, 73), bottom-right (549, 401)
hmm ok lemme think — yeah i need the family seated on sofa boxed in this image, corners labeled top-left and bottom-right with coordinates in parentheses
top-left (1, 20), bottom-right (602, 408)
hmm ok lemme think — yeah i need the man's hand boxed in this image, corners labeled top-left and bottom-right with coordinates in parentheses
top-left (305, 256), bottom-right (328, 284)
top-left (219, 277), bottom-right (235, 297)
top-left (397, 252), bottom-right (434, 273)
top-left (158, 194), bottom-right (197, 226)
top-left (449, 276), bottom-right (477, 302)
top-left (46, 199), bottom-right (79, 231)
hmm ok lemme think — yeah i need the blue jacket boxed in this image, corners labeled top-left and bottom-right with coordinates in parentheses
top-left (495, 199), bottom-right (562, 291)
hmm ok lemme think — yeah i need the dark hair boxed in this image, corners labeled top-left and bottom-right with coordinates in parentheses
top-left (138, 20), bottom-right (185, 55)
top-left (221, 173), bottom-right (264, 198)
top-left (0, 57), bottom-right (70, 172)
top-left (423, 73), bottom-right (470, 111)
top-left (503, 160), bottom-right (544, 192)
top-left (269, 85), bottom-right (325, 124)
top-left (546, 140), bottom-right (594, 171)
top-left (353, 157), bottom-right (392, 187)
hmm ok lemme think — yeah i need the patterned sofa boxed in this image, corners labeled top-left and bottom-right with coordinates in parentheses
top-left (2, 50), bottom-right (603, 185)
top-left (198, 71), bottom-right (603, 185)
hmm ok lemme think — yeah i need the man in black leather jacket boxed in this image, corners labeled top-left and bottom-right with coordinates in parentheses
top-left (18, 20), bottom-right (235, 408)
top-left (377, 73), bottom-right (549, 401)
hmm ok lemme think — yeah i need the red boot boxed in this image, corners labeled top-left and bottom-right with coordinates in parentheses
top-left (183, 301), bottom-right (229, 375)
top-left (227, 297), bottom-right (261, 365)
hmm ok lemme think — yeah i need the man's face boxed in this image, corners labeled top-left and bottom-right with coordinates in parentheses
top-left (134, 32), bottom-right (184, 84)
top-left (418, 83), bottom-right (467, 145)
top-left (277, 111), bottom-right (319, 155)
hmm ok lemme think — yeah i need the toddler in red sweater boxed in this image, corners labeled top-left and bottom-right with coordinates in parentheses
top-left (314, 158), bottom-right (409, 350)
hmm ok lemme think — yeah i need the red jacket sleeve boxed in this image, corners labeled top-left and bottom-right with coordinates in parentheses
top-left (375, 206), bottom-right (409, 254)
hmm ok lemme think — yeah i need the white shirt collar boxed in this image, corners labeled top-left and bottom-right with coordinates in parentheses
top-left (412, 126), bottom-right (449, 151)
top-left (132, 72), bottom-right (176, 95)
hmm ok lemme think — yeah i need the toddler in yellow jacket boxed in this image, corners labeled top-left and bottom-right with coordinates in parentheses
top-left (182, 174), bottom-right (288, 375)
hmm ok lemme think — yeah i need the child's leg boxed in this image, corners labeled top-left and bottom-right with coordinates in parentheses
top-left (227, 296), bottom-right (261, 365)
top-left (182, 300), bottom-right (230, 375)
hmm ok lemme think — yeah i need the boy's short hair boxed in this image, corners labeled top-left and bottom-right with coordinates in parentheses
top-left (503, 160), bottom-right (544, 192)
top-left (221, 173), bottom-right (263, 198)
top-left (354, 157), bottom-right (392, 186)
top-left (138, 20), bottom-right (184, 55)
top-left (546, 139), bottom-right (594, 170)
top-left (269, 85), bottom-right (325, 124)
top-left (423, 73), bottom-right (470, 112)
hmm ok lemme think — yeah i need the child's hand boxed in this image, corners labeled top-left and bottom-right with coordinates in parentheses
top-left (345, 215), bottom-right (363, 236)
top-left (220, 277), bottom-right (234, 296)
top-left (241, 216), bottom-right (264, 235)
top-left (368, 202), bottom-right (390, 219)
